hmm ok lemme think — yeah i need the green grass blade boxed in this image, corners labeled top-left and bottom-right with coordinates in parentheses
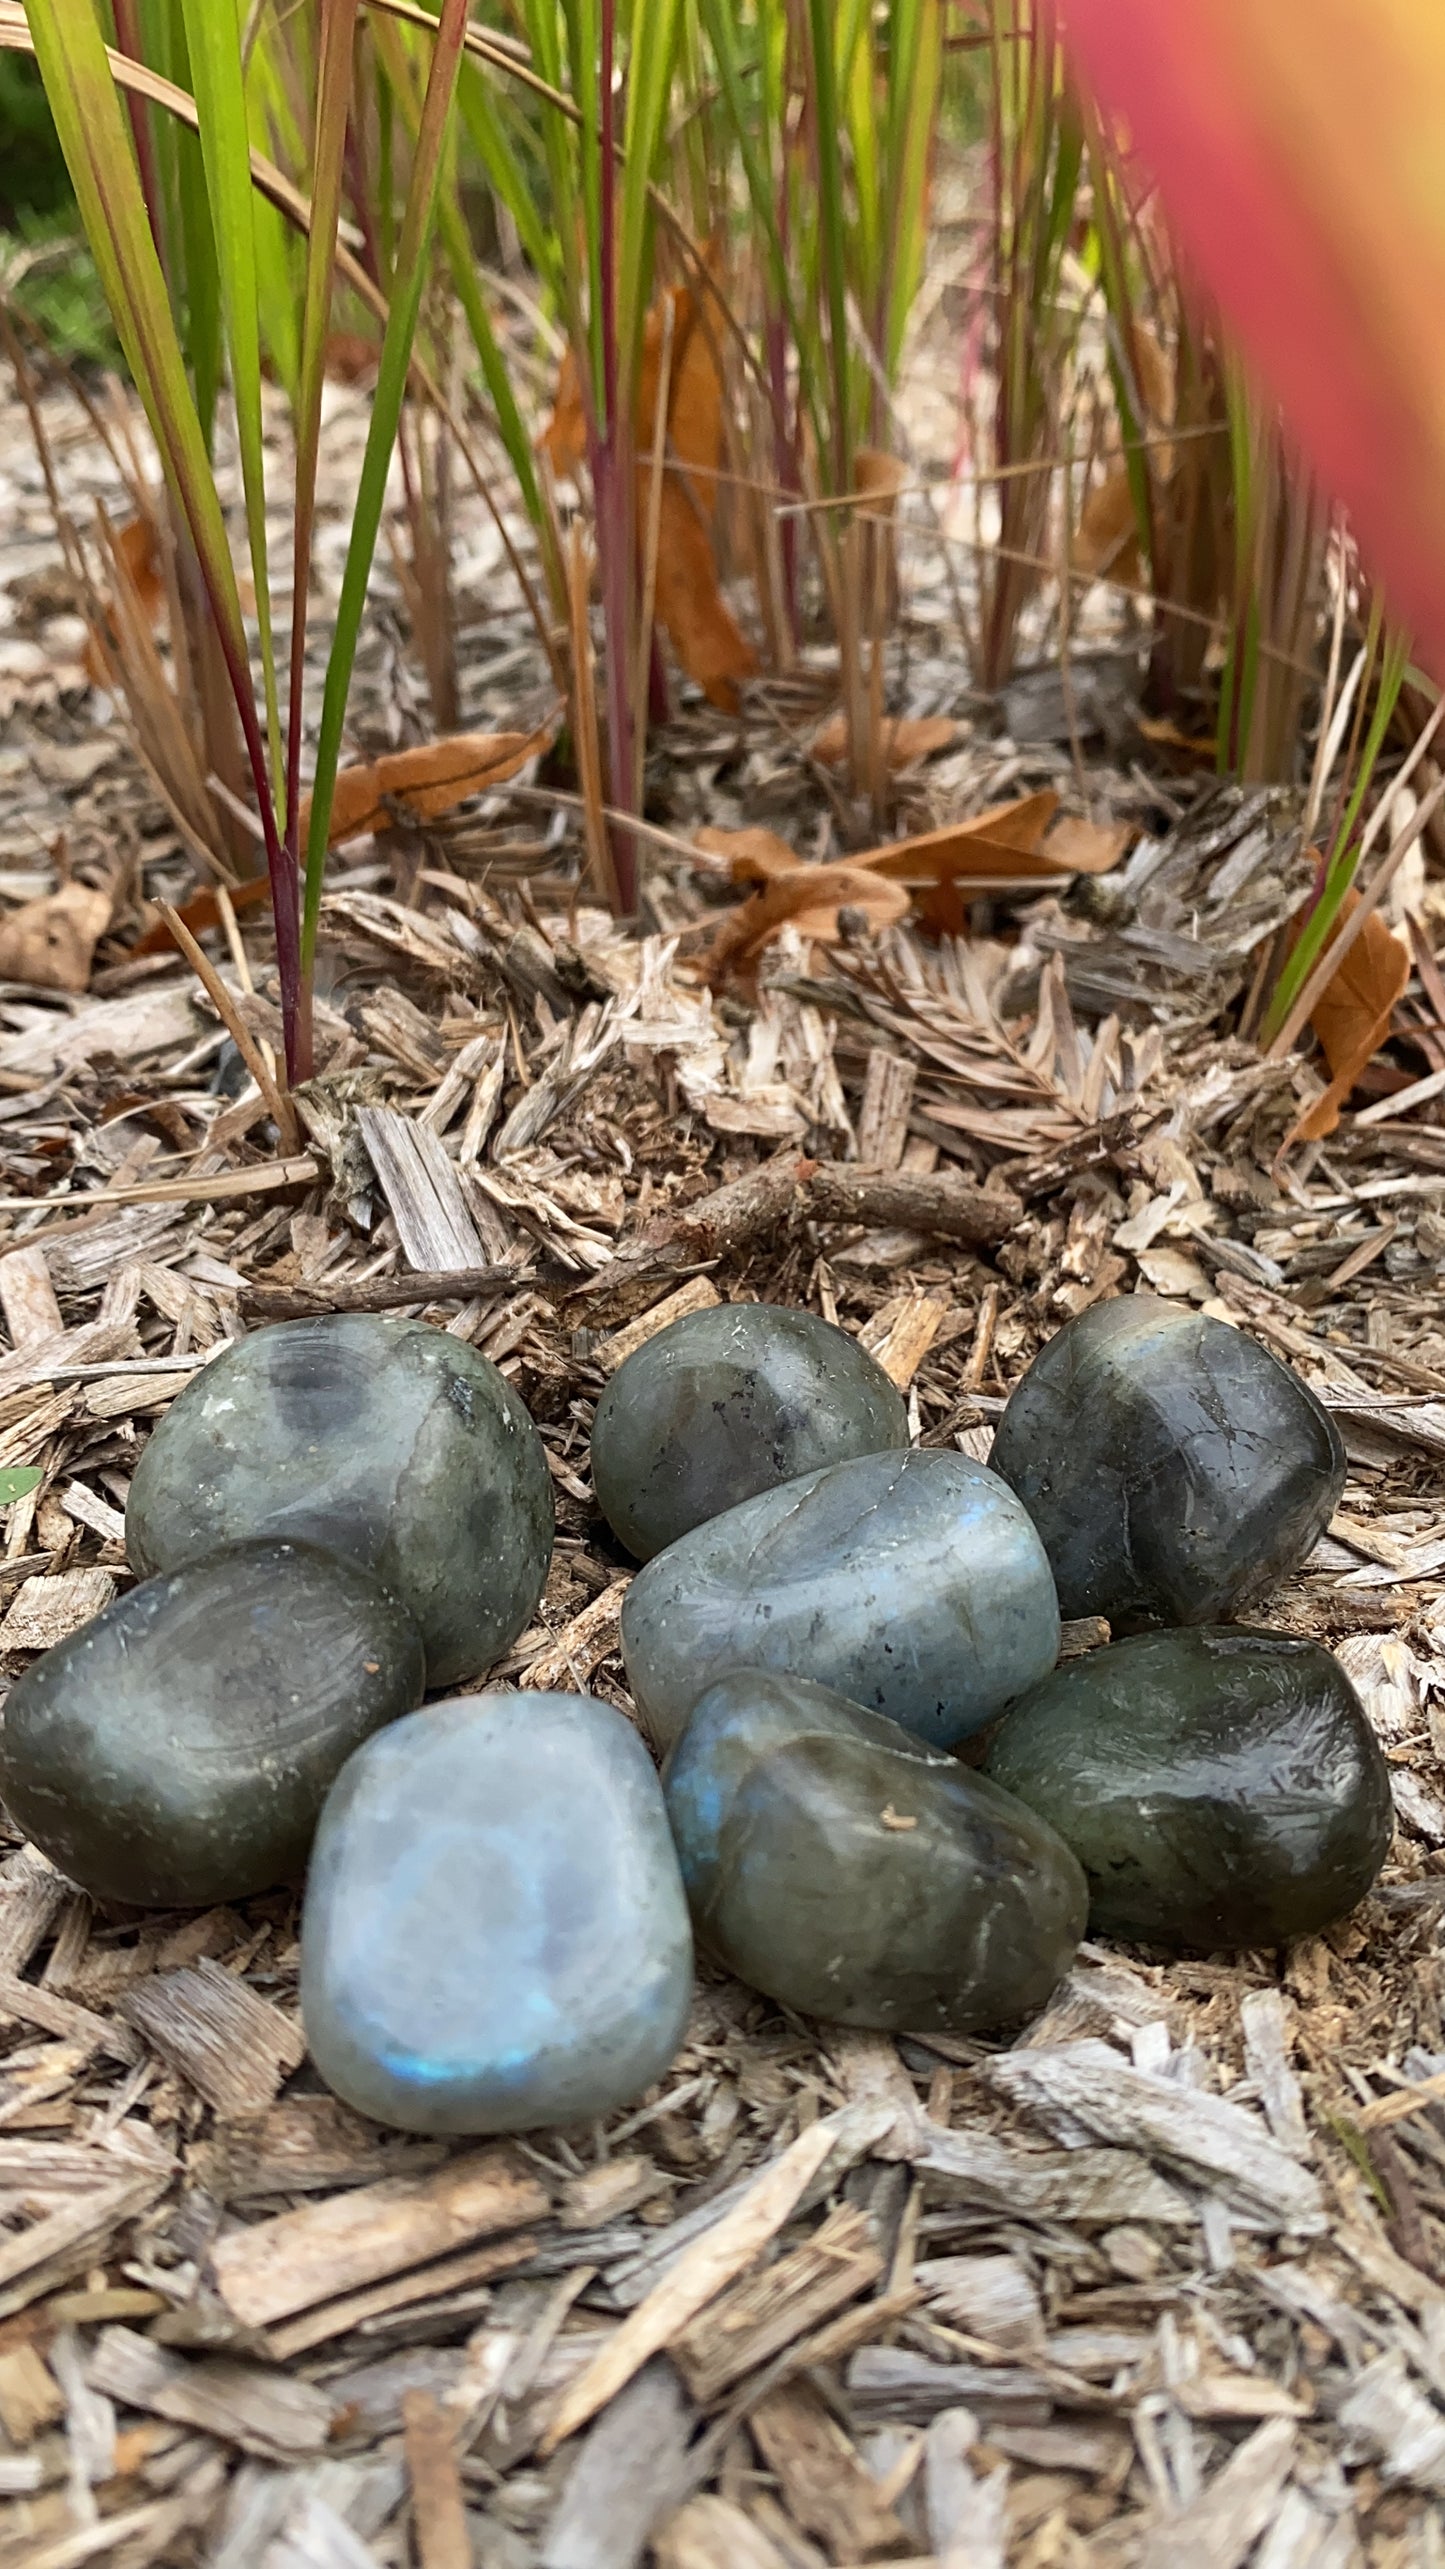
top-left (804, 0), bottom-right (854, 493)
top-left (301, 0), bottom-right (469, 968)
top-left (181, 0), bottom-right (281, 800)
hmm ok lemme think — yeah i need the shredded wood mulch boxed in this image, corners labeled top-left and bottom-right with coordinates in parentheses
top-left (5, 384), bottom-right (1445, 2568)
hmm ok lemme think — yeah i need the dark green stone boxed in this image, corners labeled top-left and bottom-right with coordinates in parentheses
top-left (989, 1296), bottom-right (1345, 1625)
top-left (663, 1670), bottom-right (1086, 2033)
top-left (126, 1314), bottom-right (553, 1688)
top-left (1, 1542), bottom-right (425, 1907)
top-left (983, 1626), bottom-right (1393, 1950)
top-left (302, 1690), bottom-right (694, 2133)
top-left (621, 1448), bottom-right (1060, 1754)
top-left (590, 1301), bottom-right (909, 1561)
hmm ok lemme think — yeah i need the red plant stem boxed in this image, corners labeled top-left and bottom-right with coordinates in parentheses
top-left (767, 162), bottom-right (800, 641)
top-left (593, 0), bottom-right (637, 910)
top-left (109, 0), bottom-right (166, 271)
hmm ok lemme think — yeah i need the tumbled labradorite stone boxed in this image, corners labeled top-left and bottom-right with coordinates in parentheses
top-left (621, 1448), bottom-right (1060, 1754)
top-left (591, 1301), bottom-right (909, 1561)
top-left (126, 1313), bottom-right (553, 1688)
top-left (989, 1295), bottom-right (1345, 1626)
top-left (983, 1627), bottom-right (1393, 1950)
top-left (1, 1542), bottom-right (424, 1907)
top-left (664, 1670), bottom-right (1086, 2032)
top-left (301, 1691), bottom-right (694, 2135)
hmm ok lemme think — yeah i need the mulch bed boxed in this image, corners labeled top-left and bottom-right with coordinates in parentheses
top-left (1, 366), bottom-right (1445, 2567)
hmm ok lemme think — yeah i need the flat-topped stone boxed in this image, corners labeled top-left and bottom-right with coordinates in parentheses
top-left (590, 1300), bottom-right (909, 1560)
top-left (126, 1313), bottom-right (553, 1688)
top-left (664, 1669), bottom-right (1086, 2031)
top-left (989, 1296), bottom-right (1345, 1626)
top-left (621, 1447), bottom-right (1060, 1753)
top-left (301, 1690), bottom-right (694, 2134)
top-left (984, 1626), bottom-right (1393, 1949)
top-left (1, 1541), bottom-right (424, 1906)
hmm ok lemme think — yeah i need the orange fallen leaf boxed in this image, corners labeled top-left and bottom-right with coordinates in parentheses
top-left (695, 825), bottom-right (801, 883)
top-left (703, 859), bottom-right (909, 984)
top-left (82, 514), bottom-right (165, 685)
top-left (810, 713), bottom-right (957, 769)
top-left (130, 875), bottom-right (273, 958)
top-left (541, 271), bottom-right (757, 714)
top-left (1281, 886), bottom-right (1411, 1145)
top-left (0, 879), bottom-right (113, 992)
top-left (302, 726), bottom-right (552, 847)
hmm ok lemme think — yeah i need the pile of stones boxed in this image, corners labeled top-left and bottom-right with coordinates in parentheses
top-left (0, 1292), bottom-right (1392, 2138)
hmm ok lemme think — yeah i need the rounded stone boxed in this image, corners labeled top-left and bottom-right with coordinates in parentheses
top-left (590, 1300), bottom-right (909, 1561)
top-left (1, 1542), bottom-right (425, 1907)
top-left (983, 1626), bottom-right (1393, 1949)
top-left (664, 1670), bottom-right (1087, 2032)
top-left (301, 1690), bottom-right (694, 2135)
top-left (126, 1314), bottom-right (554, 1688)
top-left (989, 1296), bottom-right (1345, 1626)
top-left (621, 1447), bottom-right (1060, 1754)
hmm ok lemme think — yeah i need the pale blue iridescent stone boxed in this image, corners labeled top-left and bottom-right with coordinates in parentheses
top-left (590, 1301), bottom-right (909, 1560)
top-left (300, 1691), bottom-right (694, 2135)
top-left (621, 1448), bottom-right (1060, 1754)
top-left (665, 1670), bottom-right (1087, 2033)
top-left (126, 1314), bottom-right (554, 1688)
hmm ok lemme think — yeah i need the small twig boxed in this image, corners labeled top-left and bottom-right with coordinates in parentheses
top-left (402, 2390), bottom-right (471, 2569)
top-left (155, 901), bottom-right (302, 1155)
top-left (241, 1264), bottom-right (523, 1322)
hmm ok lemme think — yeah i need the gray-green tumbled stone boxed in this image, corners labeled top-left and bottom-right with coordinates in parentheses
top-left (301, 1691), bottom-right (694, 2135)
top-left (989, 1296), bottom-right (1345, 1626)
top-left (1, 1542), bottom-right (425, 1906)
top-left (621, 1448), bottom-right (1060, 1754)
top-left (664, 1670), bottom-right (1086, 2031)
top-left (590, 1301), bottom-right (909, 1560)
top-left (983, 1626), bottom-right (1393, 1950)
top-left (126, 1314), bottom-right (553, 1688)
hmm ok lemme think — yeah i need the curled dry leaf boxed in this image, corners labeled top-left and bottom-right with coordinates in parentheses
top-left (301, 725), bottom-right (554, 848)
top-left (696, 791), bottom-right (1131, 978)
top-left (810, 713), bottom-right (957, 769)
top-left (1282, 886), bottom-right (1411, 1147)
top-left (541, 272), bottom-right (757, 713)
top-left (0, 879), bottom-right (112, 992)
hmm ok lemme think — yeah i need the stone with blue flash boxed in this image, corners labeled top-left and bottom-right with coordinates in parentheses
top-left (621, 1446), bottom-right (1060, 1753)
top-left (300, 1689), bottom-right (695, 2135)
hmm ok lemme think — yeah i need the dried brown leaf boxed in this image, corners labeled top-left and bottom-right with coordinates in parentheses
top-left (810, 713), bottom-right (957, 769)
top-left (0, 880), bottom-right (112, 992)
top-left (1283, 885), bottom-right (1411, 1145)
top-left (302, 726), bottom-right (552, 848)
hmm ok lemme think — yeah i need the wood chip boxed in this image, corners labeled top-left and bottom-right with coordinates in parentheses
top-left (539, 2115), bottom-right (844, 2453)
top-left (355, 1105), bottom-right (488, 1271)
top-left (653, 2494), bottom-right (791, 2569)
top-left (0, 2340), bottom-right (63, 2441)
top-left (749, 2379), bottom-right (908, 2561)
top-left (594, 1275), bottom-right (723, 1374)
top-left (0, 2152), bottom-right (174, 2319)
top-left (983, 2039), bottom-right (1325, 2231)
top-left (856, 1290), bottom-right (949, 1388)
top-left (402, 2387), bottom-right (472, 2569)
top-left (671, 2202), bottom-right (885, 2401)
top-left (209, 2147), bottom-right (550, 2331)
top-left (521, 1577), bottom-right (631, 1691)
top-left (1137, 2416), bottom-right (1298, 2568)
top-left (0, 1565), bottom-right (114, 1650)
top-left (854, 1050), bottom-right (918, 1172)
top-left (118, 1960), bottom-right (306, 2117)
top-left (0, 1245), bottom-right (62, 1350)
top-left (540, 2358), bottom-right (695, 2569)
top-left (87, 2324), bottom-right (336, 2462)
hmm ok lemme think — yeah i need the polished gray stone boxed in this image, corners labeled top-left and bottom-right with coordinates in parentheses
top-left (301, 1690), bottom-right (694, 2135)
top-left (984, 1626), bottom-right (1393, 1949)
top-left (621, 1448), bottom-right (1060, 1753)
top-left (1, 1542), bottom-right (424, 1906)
top-left (989, 1295), bottom-right (1345, 1625)
top-left (664, 1670), bottom-right (1086, 2031)
top-left (590, 1301), bottom-right (908, 1560)
top-left (127, 1314), bottom-right (553, 1687)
